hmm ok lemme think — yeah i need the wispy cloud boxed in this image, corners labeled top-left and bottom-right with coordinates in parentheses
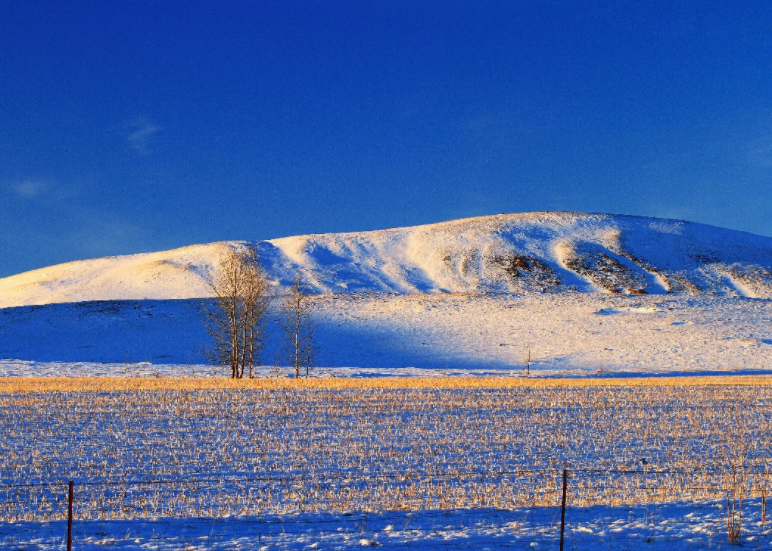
top-left (126, 118), bottom-right (161, 153)
top-left (7, 178), bottom-right (84, 203)
top-left (11, 179), bottom-right (49, 199)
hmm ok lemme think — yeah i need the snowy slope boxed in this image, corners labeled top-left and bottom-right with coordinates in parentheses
top-left (0, 242), bottom-right (232, 308)
top-left (1, 293), bottom-right (771, 375)
top-left (2, 212), bottom-right (772, 308)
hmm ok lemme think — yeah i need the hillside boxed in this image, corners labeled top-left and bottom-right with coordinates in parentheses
top-left (1, 293), bottom-right (771, 375)
top-left (1, 212), bottom-right (771, 374)
top-left (2, 212), bottom-right (772, 308)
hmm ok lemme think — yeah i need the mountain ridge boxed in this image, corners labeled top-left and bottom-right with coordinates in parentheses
top-left (2, 211), bottom-right (772, 308)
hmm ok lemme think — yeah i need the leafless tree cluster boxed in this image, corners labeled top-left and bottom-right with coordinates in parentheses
top-left (203, 247), bottom-right (316, 378)
top-left (203, 246), bottom-right (269, 378)
top-left (280, 275), bottom-right (317, 378)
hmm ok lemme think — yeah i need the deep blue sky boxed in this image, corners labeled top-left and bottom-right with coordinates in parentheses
top-left (3, 1), bottom-right (772, 277)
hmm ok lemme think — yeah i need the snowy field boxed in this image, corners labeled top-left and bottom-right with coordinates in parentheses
top-left (2, 377), bottom-right (772, 549)
top-left (4, 500), bottom-right (772, 550)
top-left (1, 293), bottom-right (771, 375)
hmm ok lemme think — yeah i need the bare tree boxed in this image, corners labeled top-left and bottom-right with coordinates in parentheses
top-left (280, 275), bottom-right (316, 378)
top-left (203, 246), bottom-right (269, 378)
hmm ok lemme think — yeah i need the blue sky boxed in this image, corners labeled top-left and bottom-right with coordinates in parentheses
top-left (2, 1), bottom-right (772, 277)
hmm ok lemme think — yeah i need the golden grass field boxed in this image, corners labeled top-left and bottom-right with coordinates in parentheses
top-left (3, 374), bottom-right (772, 393)
top-left (3, 375), bottom-right (772, 521)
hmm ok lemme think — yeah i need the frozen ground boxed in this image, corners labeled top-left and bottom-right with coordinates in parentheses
top-left (1, 293), bottom-right (770, 375)
top-left (2, 381), bottom-right (772, 550)
top-left (3, 500), bottom-right (768, 550)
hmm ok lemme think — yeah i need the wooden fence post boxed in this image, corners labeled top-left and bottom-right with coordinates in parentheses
top-left (67, 480), bottom-right (74, 551)
top-left (559, 469), bottom-right (568, 551)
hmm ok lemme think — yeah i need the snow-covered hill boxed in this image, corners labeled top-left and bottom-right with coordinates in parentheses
top-left (2, 212), bottom-right (772, 308)
top-left (2, 212), bottom-right (772, 374)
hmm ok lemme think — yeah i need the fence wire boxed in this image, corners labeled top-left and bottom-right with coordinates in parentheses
top-left (3, 467), bottom-right (772, 550)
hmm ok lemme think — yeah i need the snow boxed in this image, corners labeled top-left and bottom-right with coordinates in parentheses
top-left (2, 211), bottom-right (772, 549)
top-left (3, 367), bottom-right (772, 549)
top-left (2, 500), bottom-right (767, 550)
top-left (0, 241), bottom-right (231, 308)
top-left (1, 212), bottom-right (770, 373)
top-left (1, 293), bottom-right (770, 375)
top-left (2, 212), bottom-right (772, 309)
top-left (3, 376), bottom-right (764, 551)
